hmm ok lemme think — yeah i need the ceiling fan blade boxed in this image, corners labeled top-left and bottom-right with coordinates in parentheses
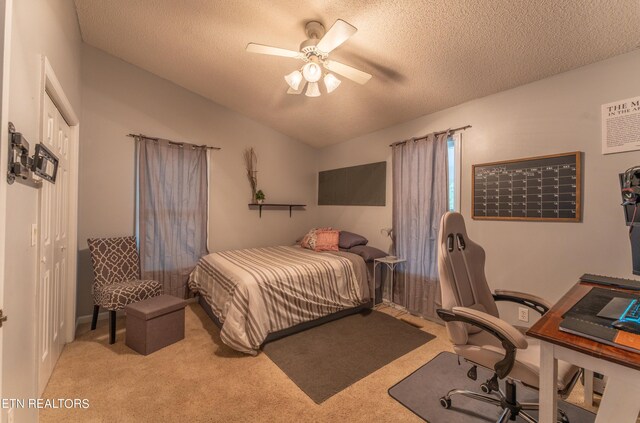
top-left (287, 81), bottom-right (307, 95)
top-left (324, 60), bottom-right (372, 85)
top-left (246, 43), bottom-right (302, 58)
top-left (316, 19), bottom-right (357, 53)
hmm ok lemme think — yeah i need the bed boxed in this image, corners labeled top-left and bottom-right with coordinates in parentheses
top-left (188, 245), bottom-right (373, 354)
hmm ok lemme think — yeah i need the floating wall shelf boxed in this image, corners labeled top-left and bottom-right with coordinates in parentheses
top-left (248, 203), bottom-right (306, 218)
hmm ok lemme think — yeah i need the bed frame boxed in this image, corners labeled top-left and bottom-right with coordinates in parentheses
top-left (197, 295), bottom-right (373, 346)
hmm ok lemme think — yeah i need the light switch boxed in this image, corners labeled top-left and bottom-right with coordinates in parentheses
top-left (31, 224), bottom-right (37, 246)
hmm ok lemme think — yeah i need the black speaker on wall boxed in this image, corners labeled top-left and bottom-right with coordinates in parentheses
top-left (318, 161), bottom-right (386, 206)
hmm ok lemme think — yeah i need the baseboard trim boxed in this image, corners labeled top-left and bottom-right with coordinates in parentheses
top-left (75, 310), bottom-right (124, 329)
top-left (75, 297), bottom-right (197, 329)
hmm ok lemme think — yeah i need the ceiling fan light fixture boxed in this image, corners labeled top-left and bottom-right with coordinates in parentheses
top-left (324, 73), bottom-right (341, 93)
top-left (302, 62), bottom-right (322, 83)
top-left (305, 81), bottom-right (321, 97)
top-left (287, 80), bottom-right (306, 95)
top-left (284, 70), bottom-right (303, 90)
top-left (247, 19), bottom-right (372, 98)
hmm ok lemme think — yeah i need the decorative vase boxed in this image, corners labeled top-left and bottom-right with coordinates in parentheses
top-left (257, 199), bottom-right (264, 204)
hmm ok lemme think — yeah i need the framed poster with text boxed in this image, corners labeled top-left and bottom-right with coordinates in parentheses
top-left (602, 96), bottom-right (640, 154)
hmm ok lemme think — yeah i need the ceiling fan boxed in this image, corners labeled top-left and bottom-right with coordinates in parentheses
top-left (246, 19), bottom-right (372, 97)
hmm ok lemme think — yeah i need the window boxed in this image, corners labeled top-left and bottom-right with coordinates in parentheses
top-left (447, 133), bottom-right (461, 212)
top-left (135, 139), bottom-right (210, 297)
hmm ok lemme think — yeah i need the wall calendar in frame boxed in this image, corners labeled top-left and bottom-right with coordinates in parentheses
top-left (472, 152), bottom-right (581, 222)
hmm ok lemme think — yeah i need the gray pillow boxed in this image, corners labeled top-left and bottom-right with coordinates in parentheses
top-left (339, 231), bottom-right (368, 249)
top-left (347, 245), bottom-right (387, 262)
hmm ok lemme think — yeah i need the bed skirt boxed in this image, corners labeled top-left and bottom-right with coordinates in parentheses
top-left (197, 295), bottom-right (373, 347)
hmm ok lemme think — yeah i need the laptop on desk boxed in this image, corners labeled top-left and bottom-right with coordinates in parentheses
top-left (559, 287), bottom-right (640, 354)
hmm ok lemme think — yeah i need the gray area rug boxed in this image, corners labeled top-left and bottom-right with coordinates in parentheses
top-left (263, 310), bottom-right (435, 404)
top-left (389, 352), bottom-right (595, 422)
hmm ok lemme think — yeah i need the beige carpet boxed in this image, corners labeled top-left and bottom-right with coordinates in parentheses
top-left (41, 304), bottom-right (594, 422)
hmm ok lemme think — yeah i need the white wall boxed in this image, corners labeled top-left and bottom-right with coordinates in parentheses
top-left (318, 50), bottom-right (640, 312)
top-left (2, 0), bottom-right (82, 422)
top-left (76, 45), bottom-right (319, 317)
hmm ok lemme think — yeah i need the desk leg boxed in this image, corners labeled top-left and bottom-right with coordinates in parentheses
top-left (539, 342), bottom-right (558, 423)
top-left (595, 377), bottom-right (640, 423)
top-left (583, 369), bottom-right (594, 407)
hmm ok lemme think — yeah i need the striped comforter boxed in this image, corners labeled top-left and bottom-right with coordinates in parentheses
top-left (188, 246), bottom-right (369, 354)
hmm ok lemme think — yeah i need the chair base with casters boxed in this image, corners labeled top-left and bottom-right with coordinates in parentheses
top-left (437, 308), bottom-right (580, 423)
top-left (439, 366), bottom-right (579, 423)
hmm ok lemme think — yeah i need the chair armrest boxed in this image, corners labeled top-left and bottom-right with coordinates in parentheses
top-left (437, 306), bottom-right (528, 379)
top-left (451, 306), bottom-right (528, 349)
top-left (493, 289), bottom-right (551, 315)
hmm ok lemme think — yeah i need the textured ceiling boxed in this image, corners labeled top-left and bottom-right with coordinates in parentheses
top-left (74, 0), bottom-right (640, 148)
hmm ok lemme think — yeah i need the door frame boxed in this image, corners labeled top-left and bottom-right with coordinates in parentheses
top-left (38, 56), bottom-right (79, 348)
top-left (0, 0), bottom-right (12, 418)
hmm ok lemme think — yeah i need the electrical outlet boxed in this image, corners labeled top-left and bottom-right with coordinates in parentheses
top-left (31, 224), bottom-right (37, 246)
top-left (518, 307), bottom-right (529, 323)
top-left (8, 407), bottom-right (14, 423)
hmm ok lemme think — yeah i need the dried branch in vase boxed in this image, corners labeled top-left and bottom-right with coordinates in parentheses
top-left (243, 147), bottom-right (258, 201)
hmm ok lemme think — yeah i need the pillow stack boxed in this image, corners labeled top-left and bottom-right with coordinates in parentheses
top-left (300, 228), bottom-right (384, 255)
top-left (299, 228), bottom-right (387, 261)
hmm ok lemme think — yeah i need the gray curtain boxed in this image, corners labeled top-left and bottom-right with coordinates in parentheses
top-left (392, 132), bottom-right (448, 319)
top-left (138, 138), bottom-right (209, 298)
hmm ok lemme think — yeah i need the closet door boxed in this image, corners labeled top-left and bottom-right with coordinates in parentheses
top-left (38, 93), bottom-right (71, 394)
top-left (52, 102), bottom-right (70, 367)
top-left (38, 94), bottom-right (57, 393)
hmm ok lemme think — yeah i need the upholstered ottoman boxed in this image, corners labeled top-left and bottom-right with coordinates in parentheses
top-left (125, 295), bottom-right (187, 355)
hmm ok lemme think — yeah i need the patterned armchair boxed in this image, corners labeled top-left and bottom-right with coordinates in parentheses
top-left (88, 236), bottom-right (162, 344)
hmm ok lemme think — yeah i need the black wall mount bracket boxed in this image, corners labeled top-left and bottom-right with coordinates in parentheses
top-left (7, 122), bottom-right (58, 188)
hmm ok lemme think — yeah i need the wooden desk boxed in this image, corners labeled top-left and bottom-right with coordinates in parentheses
top-left (527, 282), bottom-right (640, 423)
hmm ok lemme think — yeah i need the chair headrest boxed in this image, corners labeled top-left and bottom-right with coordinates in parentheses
top-left (439, 212), bottom-right (468, 248)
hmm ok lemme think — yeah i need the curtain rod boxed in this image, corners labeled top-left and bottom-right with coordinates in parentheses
top-left (389, 125), bottom-right (472, 147)
top-left (127, 133), bottom-right (221, 150)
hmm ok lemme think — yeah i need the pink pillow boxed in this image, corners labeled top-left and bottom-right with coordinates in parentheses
top-left (301, 227), bottom-right (333, 250)
top-left (314, 230), bottom-right (339, 252)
